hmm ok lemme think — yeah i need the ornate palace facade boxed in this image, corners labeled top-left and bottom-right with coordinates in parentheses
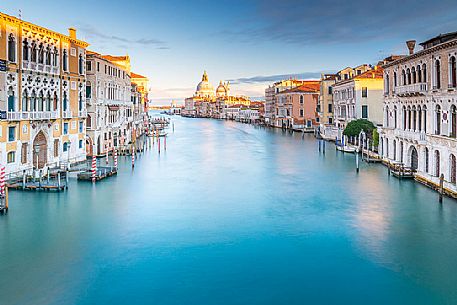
top-left (0, 12), bottom-right (88, 175)
top-left (380, 33), bottom-right (457, 195)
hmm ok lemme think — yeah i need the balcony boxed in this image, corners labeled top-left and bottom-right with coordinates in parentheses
top-left (394, 83), bottom-right (427, 96)
top-left (394, 129), bottom-right (426, 143)
top-left (62, 110), bottom-right (73, 119)
top-left (7, 111), bottom-right (58, 121)
top-left (78, 109), bottom-right (87, 118)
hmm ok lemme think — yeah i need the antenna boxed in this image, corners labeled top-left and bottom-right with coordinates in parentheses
top-left (18, 9), bottom-right (22, 20)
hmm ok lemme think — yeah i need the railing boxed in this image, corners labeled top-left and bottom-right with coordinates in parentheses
top-left (62, 110), bottom-right (73, 119)
top-left (394, 129), bottom-right (426, 142)
top-left (394, 83), bottom-right (427, 95)
top-left (78, 109), bottom-right (87, 117)
top-left (7, 111), bottom-right (58, 120)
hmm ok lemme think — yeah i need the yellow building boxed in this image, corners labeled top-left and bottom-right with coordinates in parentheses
top-left (0, 12), bottom-right (89, 175)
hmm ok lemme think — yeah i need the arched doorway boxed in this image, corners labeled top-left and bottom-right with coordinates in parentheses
top-left (410, 147), bottom-right (418, 170)
top-left (32, 131), bottom-right (47, 169)
top-left (86, 136), bottom-right (93, 157)
top-left (97, 136), bottom-right (101, 156)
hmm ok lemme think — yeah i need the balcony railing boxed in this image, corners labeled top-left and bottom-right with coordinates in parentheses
top-left (7, 111), bottom-right (58, 121)
top-left (394, 83), bottom-right (427, 95)
top-left (78, 109), bottom-right (87, 118)
top-left (62, 110), bottom-right (73, 119)
top-left (394, 129), bottom-right (426, 142)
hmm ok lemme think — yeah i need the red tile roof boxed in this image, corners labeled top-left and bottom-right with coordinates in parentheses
top-left (131, 72), bottom-right (148, 79)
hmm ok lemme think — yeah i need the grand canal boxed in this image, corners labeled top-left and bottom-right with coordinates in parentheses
top-left (1, 116), bottom-right (457, 305)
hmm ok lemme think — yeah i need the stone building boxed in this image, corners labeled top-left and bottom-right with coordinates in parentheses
top-left (85, 51), bottom-right (133, 156)
top-left (318, 74), bottom-right (337, 125)
top-left (333, 66), bottom-right (384, 129)
top-left (0, 12), bottom-right (88, 175)
top-left (380, 32), bottom-right (457, 196)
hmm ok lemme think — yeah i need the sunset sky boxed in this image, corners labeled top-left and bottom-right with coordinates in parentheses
top-left (3, 0), bottom-right (457, 104)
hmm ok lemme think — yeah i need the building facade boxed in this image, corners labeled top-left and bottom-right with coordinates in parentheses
top-left (318, 74), bottom-right (336, 125)
top-left (333, 66), bottom-right (384, 129)
top-left (275, 82), bottom-right (320, 129)
top-left (85, 52), bottom-right (133, 156)
top-left (380, 33), bottom-right (457, 196)
top-left (0, 12), bottom-right (88, 175)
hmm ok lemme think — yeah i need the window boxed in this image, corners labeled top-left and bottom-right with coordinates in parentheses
top-left (62, 49), bottom-right (68, 71)
top-left (362, 87), bottom-right (368, 97)
top-left (79, 121), bottom-right (84, 133)
top-left (86, 61), bottom-right (92, 72)
top-left (300, 109), bottom-right (304, 117)
top-left (328, 104), bottom-right (333, 113)
top-left (79, 54), bottom-right (84, 74)
top-left (435, 105), bottom-right (441, 135)
top-left (86, 83), bottom-right (92, 98)
top-left (434, 60), bottom-right (441, 89)
top-left (63, 123), bottom-right (69, 134)
top-left (450, 56), bottom-right (457, 88)
top-left (328, 86), bottom-right (333, 95)
top-left (63, 142), bottom-right (68, 152)
top-left (7, 87), bottom-right (15, 112)
top-left (7, 152), bottom-right (15, 163)
top-left (362, 105), bottom-right (368, 119)
top-left (79, 139), bottom-right (83, 149)
top-left (22, 39), bottom-right (29, 61)
top-left (63, 92), bottom-right (68, 111)
top-left (8, 126), bottom-right (16, 141)
top-left (8, 34), bottom-right (16, 62)
top-left (328, 117), bottom-right (333, 124)
top-left (97, 62), bottom-right (100, 72)
top-left (357, 70), bottom-right (362, 75)
top-left (21, 143), bottom-right (28, 164)
top-left (54, 139), bottom-right (59, 157)
top-left (300, 96), bottom-right (304, 104)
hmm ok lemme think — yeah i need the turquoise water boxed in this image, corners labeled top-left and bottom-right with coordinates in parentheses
top-left (1, 117), bottom-right (457, 305)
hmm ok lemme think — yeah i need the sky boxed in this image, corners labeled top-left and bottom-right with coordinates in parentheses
top-left (2, 0), bottom-right (457, 105)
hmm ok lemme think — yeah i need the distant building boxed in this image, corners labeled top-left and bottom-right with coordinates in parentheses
top-left (275, 82), bottom-right (320, 130)
top-left (318, 74), bottom-right (337, 125)
top-left (333, 66), bottom-right (384, 129)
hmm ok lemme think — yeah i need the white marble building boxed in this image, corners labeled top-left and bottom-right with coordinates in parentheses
top-left (380, 33), bottom-right (457, 196)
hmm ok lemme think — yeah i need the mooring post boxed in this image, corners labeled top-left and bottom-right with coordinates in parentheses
top-left (173, 122), bottom-right (175, 133)
top-left (158, 136), bottom-right (161, 154)
top-left (439, 174), bottom-right (444, 203)
top-left (164, 134), bottom-right (167, 151)
top-left (323, 140), bottom-right (325, 155)
top-left (39, 169), bottom-right (42, 189)
top-left (22, 170), bottom-right (26, 190)
top-left (47, 168), bottom-right (50, 185)
top-left (356, 149), bottom-right (359, 173)
top-left (5, 187), bottom-right (8, 212)
top-left (65, 168), bottom-right (69, 189)
top-left (57, 172), bottom-right (61, 189)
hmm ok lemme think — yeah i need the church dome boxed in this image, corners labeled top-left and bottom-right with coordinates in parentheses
top-left (195, 71), bottom-right (214, 97)
top-left (216, 81), bottom-right (227, 97)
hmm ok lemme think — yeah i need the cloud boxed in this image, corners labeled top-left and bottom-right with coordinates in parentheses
top-left (228, 71), bottom-right (330, 84)
top-left (220, 0), bottom-right (457, 45)
top-left (78, 25), bottom-right (169, 49)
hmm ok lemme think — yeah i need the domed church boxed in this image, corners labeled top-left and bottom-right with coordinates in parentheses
top-left (194, 71), bottom-right (230, 98)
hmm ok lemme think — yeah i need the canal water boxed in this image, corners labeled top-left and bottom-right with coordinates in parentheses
top-left (1, 116), bottom-right (457, 305)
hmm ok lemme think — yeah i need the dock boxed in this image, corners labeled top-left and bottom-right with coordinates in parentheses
top-left (77, 166), bottom-right (117, 181)
top-left (7, 169), bottom-right (68, 191)
top-left (388, 162), bottom-right (415, 179)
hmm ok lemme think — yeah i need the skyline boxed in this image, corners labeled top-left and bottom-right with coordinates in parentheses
top-left (2, 0), bottom-right (457, 104)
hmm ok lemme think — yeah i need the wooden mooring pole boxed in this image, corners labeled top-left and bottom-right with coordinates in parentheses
top-left (439, 174), bottom-right (444, 203)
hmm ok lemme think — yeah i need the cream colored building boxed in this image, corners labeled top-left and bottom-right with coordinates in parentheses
top-left (0, 12), bottom-right (88, 176)
top-left (86, 52), bottom-right (133, 156)
top-left (380, 33), bottom-right (457, 196)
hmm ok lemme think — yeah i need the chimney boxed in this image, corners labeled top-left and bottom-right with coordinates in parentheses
top-left (406, 40), bottom-right (416, 55)
top-left (68, 27), bottom-right (76, 39)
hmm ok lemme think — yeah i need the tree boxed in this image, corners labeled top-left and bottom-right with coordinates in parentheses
top-left (343, 119), bottom-right (376, 137)
top-left (372, 129), bottom-right (379, 147)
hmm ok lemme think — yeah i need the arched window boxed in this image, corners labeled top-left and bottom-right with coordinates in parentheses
top-left (79, 54), bottom-right (84, 75)
top-left (424, 148), bottom-right (429, 173)
top-left (423, 106), bottom-right (428, 133)
top-left (8, 34), bottom-right (16, 62)
top-left (412, 67), bottom-right (416, 84)
top-left (451, 105), bottom-right (457, 138)
top-left (79, 92), bottom-right (83, 111)
top-left (63, 92), bottom-right (68, 111)
top-left (412, 106), bottom-right (417, 131)
top-left (30, 91), bottom-right (36, 112)
top-left (450, 154), bottom-right (457, 184)
top-left (63, 142), bottom-right (68, 152)
top-left (385, 74), bottom-right (390, 94)
top-left (434, 150), bottom-right (440, 177)
top-left (31, 42), bottom-right (37, 62)
top-left (22, 39), bottom-right (29, 61)
top-left (7, 87), bottom-right (15, 112)
top-left (53, 92), bottom-right (58, 111)
top-left (394, 72), bottom-right (397, 87)
top-left (423, 64), bottom-right (427, 83)
top-left (385, 106), bottom-right (389, 127)
top-left (46, 92), bottom-right (51, 111)
top-left (450, 56), bottom-right (457, 88)
top-left (402, 70), bottom-right (406, 85)
top-left (403, 106), bottom-right (407, 130)
top-left (86, 81), bottom-right (92, 98)
top-left (22, 90), bottom-right (28, 112)
top-left (407, 106), bottom-right (412, 130)
top-left (38, 43), bottom-right (44, 64)
top-left (63, 50), bottom-right (68, 71)
top-left (417, 65), bottom-right (422, 83)
top-left (393, 140), bottom-right (397, 160)
top-left (299, 95), bottom-right (304, 104)
top-left (38, 91), bottom-right (44, 111)
top-left (434, 60), bottom-right (441, 89)
top-left (46, 46), bottom-right (51, 65)
top-left (53, 47), bottom-right (58, 66)
top-left (435, 105), bottom-right (441, 135)
top-left (394, 106), bottom-right (397, 128)
top-left (418, 106), bottom-right (422, 132)
top-left (407, 68), bottom-right (411, 85)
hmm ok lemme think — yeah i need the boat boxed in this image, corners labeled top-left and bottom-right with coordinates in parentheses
top-left (336, 145), bottom-right (356, 153)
